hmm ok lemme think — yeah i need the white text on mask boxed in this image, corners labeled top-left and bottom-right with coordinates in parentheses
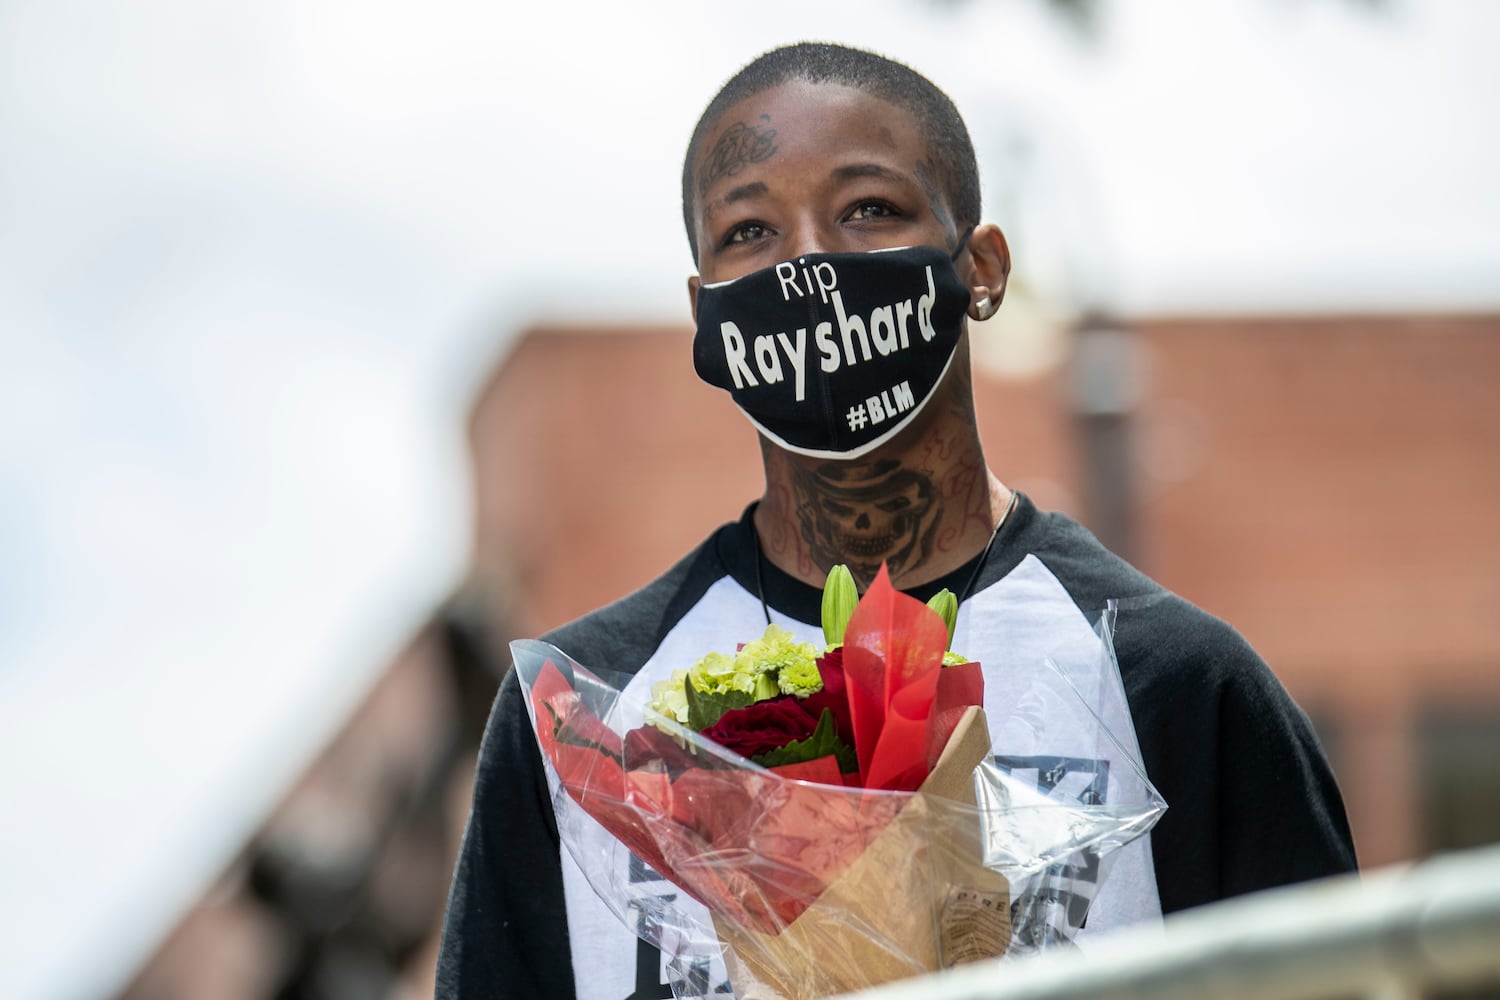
top-left (717, 264), bottom-right (938, 402)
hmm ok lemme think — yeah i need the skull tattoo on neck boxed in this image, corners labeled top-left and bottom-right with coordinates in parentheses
top-left (794, 459), bottom-right (940, 585)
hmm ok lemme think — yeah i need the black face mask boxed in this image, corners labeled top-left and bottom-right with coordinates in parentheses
top-left (692, 239), bottom-right (972, 459)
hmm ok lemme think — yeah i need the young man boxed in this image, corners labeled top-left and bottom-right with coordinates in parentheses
top-left (437, 43), bottom-right (1355, 1000)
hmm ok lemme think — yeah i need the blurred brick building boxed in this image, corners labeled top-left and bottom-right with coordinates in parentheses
top-left (468, 314), bottom-right (1500, 871)
top-left (122, 312), bottom-right (1499, 999)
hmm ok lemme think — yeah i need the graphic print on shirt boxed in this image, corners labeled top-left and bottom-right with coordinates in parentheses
top-left (623, 854), bottom-right (676, 1000)
top-left (993, 754), bottom-right (1111, 947)
top-left (625, 854), bottom-right (732, 999)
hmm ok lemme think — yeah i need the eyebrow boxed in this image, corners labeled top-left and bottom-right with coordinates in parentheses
top-left (830, 162), bottom-right (911, 186)
top-left (703, 181), bottom-right (768, 220)
top-left (700, 163), bottom-right (917, 220)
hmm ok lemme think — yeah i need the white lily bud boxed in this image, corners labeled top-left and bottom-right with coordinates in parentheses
top-left (927, 588), bottom-right (958, 650)
top-left (821, 564), bottom-right (858, 647)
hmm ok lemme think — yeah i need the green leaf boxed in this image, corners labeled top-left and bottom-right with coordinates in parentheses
top-left (751, 709), bottom-right (859, 774)
top-left (684, 674), bottom-right (755, 731)
top-left (752, 670), bottom-right (780, 702)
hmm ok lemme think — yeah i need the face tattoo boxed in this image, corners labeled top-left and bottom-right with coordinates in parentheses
top-left (693, 236), bottom-right (973, 460)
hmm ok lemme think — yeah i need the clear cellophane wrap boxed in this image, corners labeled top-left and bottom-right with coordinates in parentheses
top-left (513, 602), bottom-right (1164, 999)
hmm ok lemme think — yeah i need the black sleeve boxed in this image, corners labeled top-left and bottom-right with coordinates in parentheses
top-left (435, 669), bottom-right (576, 1000)
top-left (1122, 605), bottom-right (1357, 914)
top-left (1213, 647), bottom-right (1357, 899)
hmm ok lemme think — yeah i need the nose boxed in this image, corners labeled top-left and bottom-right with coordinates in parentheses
top-left (781, 216), bottom-right (839, 260)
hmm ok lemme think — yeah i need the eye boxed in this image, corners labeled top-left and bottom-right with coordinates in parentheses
top-left (845, 199), bottom-right (900, 223)
top-left (723, 221), bottom-right (770, 246)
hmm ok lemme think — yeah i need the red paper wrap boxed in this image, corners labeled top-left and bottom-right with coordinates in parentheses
top-left (844, 566), bottom-right (984, 791)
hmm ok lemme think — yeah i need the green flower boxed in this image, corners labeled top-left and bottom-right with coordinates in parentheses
top-left (777, 655), bottom-right (824, 697)
top-left (647, 668), bottom-right (691, 725)
top-left (677, 624), bottom-right (826, 730)
top-left (736, 624), bottom-right (819, 698)
top-left (688, 650), bottom-right (753, 697)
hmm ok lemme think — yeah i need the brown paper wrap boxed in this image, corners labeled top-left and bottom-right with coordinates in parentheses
top-left (712, 706), bottom-right (1010, 999)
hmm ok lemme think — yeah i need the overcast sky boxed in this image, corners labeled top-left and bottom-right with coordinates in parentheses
top-left (1, 2), bottom-right (1497, 996)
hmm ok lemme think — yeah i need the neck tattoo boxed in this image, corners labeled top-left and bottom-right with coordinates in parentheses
top-left (750, 490), bottom-right (1020, 627)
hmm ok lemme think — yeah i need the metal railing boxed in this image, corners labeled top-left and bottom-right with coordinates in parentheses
top-left (843, 843), bottom-right (1500, 1000)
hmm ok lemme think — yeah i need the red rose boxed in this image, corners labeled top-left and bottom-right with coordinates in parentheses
top-left (623, 723), bottom-right (714, 777)
top-left (702, 697), bottom-right (820, 759)
top-left (800, 648), bottom-right (854, 749)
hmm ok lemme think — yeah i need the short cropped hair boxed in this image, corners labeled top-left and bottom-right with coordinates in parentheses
top-left (681, 42), bottom-right (982, 262)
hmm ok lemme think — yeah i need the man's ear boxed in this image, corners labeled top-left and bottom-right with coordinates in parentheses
top-left (687, 274), bottom-right (701, 324)
top-left (963, 223), bottom-right (1011, 321)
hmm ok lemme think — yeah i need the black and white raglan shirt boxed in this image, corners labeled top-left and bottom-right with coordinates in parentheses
top-left (436, 495), bottom-right (1356, 1000)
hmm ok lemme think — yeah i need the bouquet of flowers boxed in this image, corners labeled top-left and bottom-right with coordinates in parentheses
top-left (514, 565), bottom-right (1165, 999)
top-left (638, 563), bottom-right (982, 796)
